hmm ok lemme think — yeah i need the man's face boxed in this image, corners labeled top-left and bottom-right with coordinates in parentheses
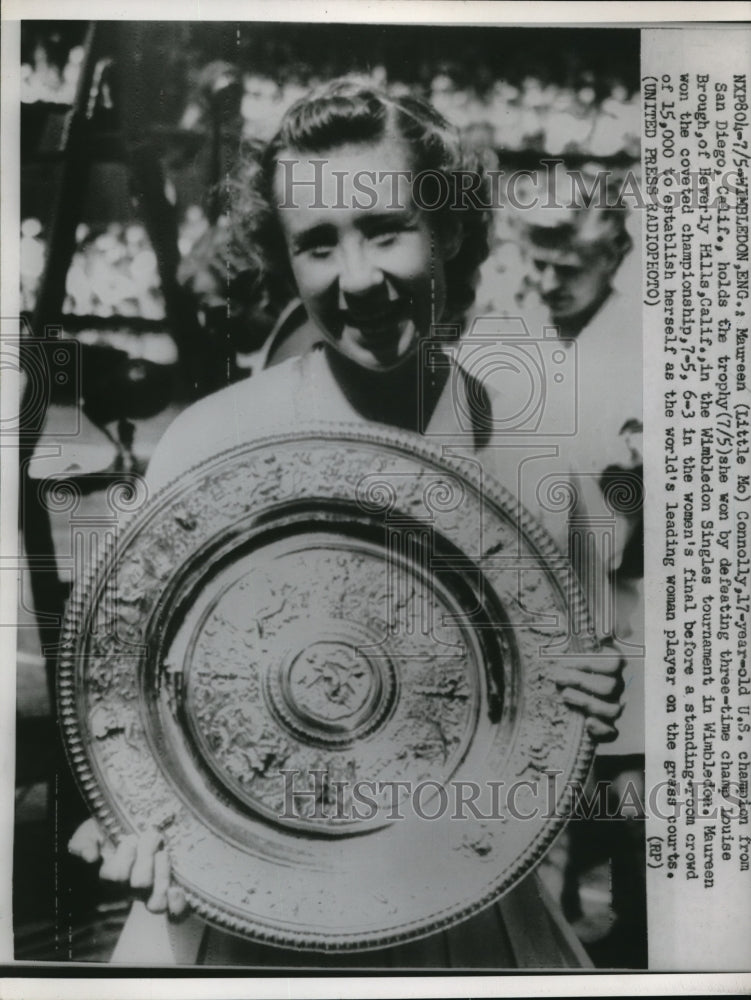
top-left (273, 135), bottom-right (451, 372)
top-left (527, 242), bottom-right (616, 326)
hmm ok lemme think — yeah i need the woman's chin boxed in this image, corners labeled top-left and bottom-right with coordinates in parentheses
top-left (337, 320), bottom-right (421, 371)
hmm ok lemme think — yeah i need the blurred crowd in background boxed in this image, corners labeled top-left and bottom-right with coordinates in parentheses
top-left (20, 22), bottom-right (640, 365)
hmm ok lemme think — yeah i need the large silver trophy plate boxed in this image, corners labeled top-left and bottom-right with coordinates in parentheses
top-left (59, 426), bottom-right (595, 951)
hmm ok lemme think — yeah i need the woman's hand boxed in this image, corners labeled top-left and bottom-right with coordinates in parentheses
top-left (552, 650), bottom-right (626, 743)
top-left (67, 819), bottom-right (188, 917)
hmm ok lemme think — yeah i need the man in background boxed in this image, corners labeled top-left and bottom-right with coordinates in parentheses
top-left (519, 200), bottom-right (633, 337)
top-left (517, 189), bottom-right (646, 967)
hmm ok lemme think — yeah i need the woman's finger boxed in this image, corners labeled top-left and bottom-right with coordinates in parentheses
top-left (553, 667), bottom-right (620, 699)
top-left (146, 849), bottom-right (170, 913)
top-left (585, 716), bottom-right (619, 743)
top-left (167, 884), bottom-right (188, 919)
top-left (572, 653), bottom-right (626, 676)
top-left (562, 685), bottom-right (624, 721)
top-left (67, 818), bottom-right (105, 864)
top-left (99, 834), bottom-right (138, 883)
top-left (130, 830), bottom-right (163, 890)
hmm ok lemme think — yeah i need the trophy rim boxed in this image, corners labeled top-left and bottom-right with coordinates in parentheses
top-left (59, 422), bottom-right (596, 952)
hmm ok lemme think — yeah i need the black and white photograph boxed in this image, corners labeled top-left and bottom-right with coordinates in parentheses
top-left (1, 2), bottom-right (749, 992)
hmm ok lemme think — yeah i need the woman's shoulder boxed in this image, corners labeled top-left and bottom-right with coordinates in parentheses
top-left (146, 355), bottom-right (311, 493)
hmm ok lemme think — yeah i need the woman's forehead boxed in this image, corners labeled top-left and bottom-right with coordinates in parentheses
top-left (272, 135), bottom-right (417, 216)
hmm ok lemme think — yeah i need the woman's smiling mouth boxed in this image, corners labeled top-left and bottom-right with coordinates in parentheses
top-left (339, 300), bottom-right (411, 337)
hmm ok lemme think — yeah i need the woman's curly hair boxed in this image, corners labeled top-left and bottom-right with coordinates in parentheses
top-left (223, 77), bottom-right (493, 328)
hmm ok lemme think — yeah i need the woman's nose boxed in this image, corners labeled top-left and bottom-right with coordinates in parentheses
top-left (338, 243), bottom-right (384, 299)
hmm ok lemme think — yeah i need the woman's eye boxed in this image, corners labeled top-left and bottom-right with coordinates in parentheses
top-left (308, 244), bottom-right (334, 259)
top-left (370, 230), bottom-right (399, 246)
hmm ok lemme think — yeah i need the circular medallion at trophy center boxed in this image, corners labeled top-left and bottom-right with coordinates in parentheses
top-left (287, 640), bottom-right (377, 723)
top-left (267, 623), bottom-right (396, 744)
